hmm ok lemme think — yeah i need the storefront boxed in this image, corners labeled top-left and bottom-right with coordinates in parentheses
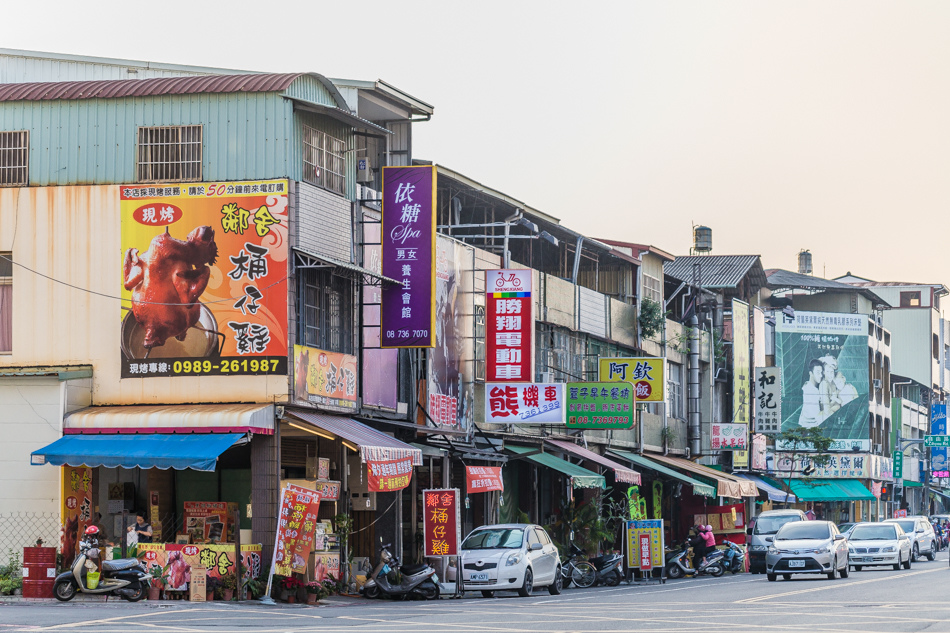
top-left (786, 479), bottom-right (876, 523)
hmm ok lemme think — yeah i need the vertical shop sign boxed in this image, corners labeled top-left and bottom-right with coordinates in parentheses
top-left (381, 165), bottom-right (437, 348)
top-left (61, 466), bottom-right (92, 567)
top-left (423, 489), bottom-right (460, 557)
top-left (273, 485), bottom-right (322, 576)
top-left (626, 519), bottom-right (664, 570)
top-left (484, 382), bottom-right (565, 424)
top-left (931, 404), bottom-right (948, 475)
top-left (754, 367), bottom-right (782, 434)
top-left (566, 382), bottom-right (635, 429)
top-left (599, 358), bottom-right (665, 402)
top-left (638, 533), bottom-right (653, 571)
top-left (485, 270), bottom-right (533, 382)
top-left (732, 300), bottom-right (751, 468)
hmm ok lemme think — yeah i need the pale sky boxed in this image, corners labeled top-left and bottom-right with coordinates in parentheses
top-left (6, 2), bottom-right (950, 288)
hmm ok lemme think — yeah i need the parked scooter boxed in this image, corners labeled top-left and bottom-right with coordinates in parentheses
top-left (53, 526), bottom-right (150, 602)
top-left (362, 541), bottom-right (440, 600)
top-left (665, 541), bottom-right (724, 579)
top-left (720, 541), bottom-right (745, 574)
top-left (589, 552), bottom-right (625, 586)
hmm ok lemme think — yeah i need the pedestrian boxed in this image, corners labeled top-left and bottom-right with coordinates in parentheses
top-left (127, 511), bottom-right (153, 544)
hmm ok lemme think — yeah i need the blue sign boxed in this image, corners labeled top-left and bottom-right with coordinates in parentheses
top-left (931, 404), bottom-right (948, 473)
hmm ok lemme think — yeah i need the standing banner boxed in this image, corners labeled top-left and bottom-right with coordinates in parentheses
top-left (61, 466), bottom-right (92, 567)
top-left (120, 180), bottom-right (289, 378)
top-left (754, 367), bottom-right (782, 434)
top-left (932, 404), bottom-right (948, 476)
top-left (273, 485), bottom-right (322, 576)
top-left (366, 457), bottom-right (414, 492)
top-left (484, 382), bottom-right (565, 424)
top-left (466, 466), bottom-right (504, 493)
top-left (486, 269), bottom-right (533, 381)
top-left (566, 382), bottom-right (635, 429)
top-left (626, 519), bottom-right (664, 571)
top-left (599, 358), bottom-right (664, 402)
top-left (732, 300), bottom-right (751, 468)
top-left (381, 165), bottom-right (437, 348)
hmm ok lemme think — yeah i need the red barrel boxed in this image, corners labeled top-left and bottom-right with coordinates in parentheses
top-left (22, 547), bottom-right (57, 598)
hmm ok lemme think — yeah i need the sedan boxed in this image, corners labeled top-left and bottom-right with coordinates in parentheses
top-left (459, 524), bottom-right (562, 598)
top-left (765, 520), bottom-right (849, 581)
top-left (848, 522), bottom-right (912, 571)
top-left (883, 517), bottom-right (936, 561)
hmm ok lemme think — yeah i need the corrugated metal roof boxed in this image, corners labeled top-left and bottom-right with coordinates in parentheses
top-left (664, 255), bottom-right (766, 290)
top-left (766, 269), bottom-right (888, 306)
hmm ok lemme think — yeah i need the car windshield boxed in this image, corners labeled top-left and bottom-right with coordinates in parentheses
top-left (850, 525), bottom-right (897, 540)
top-left (754, 515), bottom-right (802, 535)
top-left (462, 528), bottom-right (524, 550)
top-left (890, 520), bottom-right (916, 533)
top-left (775, 522), bottom-right (830, 540)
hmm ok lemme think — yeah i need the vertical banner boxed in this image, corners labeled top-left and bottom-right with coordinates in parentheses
top-left (932, 404), bottom-right (948, 476)
top-left (381, 165), bottom-right (437, 348)
top-left (732, 300), bottom-right (750, 468)
top-left (486, 269), bottom-right (533, 381)
top-left (637, 533), bottom-right (653, 571)
top-left (61, 466), bottom-right (92, 567)
top-left (599, 358), bottom-right (665, 402)
top-left (423, 489), bottom-right (460, 557)
top-left (754, 367), bottom-right (782, 434)
top-left (273, 485), bottom-right (322, 576)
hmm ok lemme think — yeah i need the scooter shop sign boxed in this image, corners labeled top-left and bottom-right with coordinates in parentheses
top-left (423, 489), bottom-right (460, 557)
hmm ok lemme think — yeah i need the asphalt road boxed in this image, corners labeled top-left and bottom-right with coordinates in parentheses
top-left (3, 552), bottom-right (950, 632)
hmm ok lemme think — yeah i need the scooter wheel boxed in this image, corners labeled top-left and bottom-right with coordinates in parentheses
top-left (708, 565), bottom-right (724, 577)
top-left (122, 585), bottom-right (147, 602)
top-left (605, 570), bottom-right (622, 587)
top-left (54, 580), bottom-right (77, 602)
top-left (363, 585), bottom-right (380, 599)
top-left (666, 565), bottom-right (684, 580)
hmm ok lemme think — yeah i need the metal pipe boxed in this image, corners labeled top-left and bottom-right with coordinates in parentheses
top-left (501, 210), bottom-right (522, 268)
top-left (688, 314), bottom-right (702, 457)
top-left (571, 235), bottom-right (584, 284)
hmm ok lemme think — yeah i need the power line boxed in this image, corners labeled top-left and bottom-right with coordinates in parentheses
top-left (0, 254), bottom-right (287, 307)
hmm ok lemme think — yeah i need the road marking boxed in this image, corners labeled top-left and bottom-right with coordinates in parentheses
top-left (735, 567), bottom-right (943, 603)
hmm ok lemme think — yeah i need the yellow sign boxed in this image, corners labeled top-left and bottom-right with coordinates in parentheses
top-left (600, 358), bottom-right (664, 402)
top-left (626, 520), bottom-right (664, 569)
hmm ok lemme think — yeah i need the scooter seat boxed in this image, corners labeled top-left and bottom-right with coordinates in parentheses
top-left (102, 559), bottom-right (137, 572)
top-left (400, 564), bottom-right (428, 576)
top-left (588, 555), bottom-right (609, 567)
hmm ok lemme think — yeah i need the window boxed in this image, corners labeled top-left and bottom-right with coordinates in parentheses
top-left (298, 267), bottom-right (355, 354)
top-left (0, 252), bottom-right (10, 352)
top-left (643, 273), bottom-right (662, 304)
top-left (136, 125), bottom-right (202, 182)
top-left (0, 131), bottom-right (28, 186)
top-left (303, 125), bottom-right (346, 196)
top-left (900, 291), bottom-right (921, 307)
top-left (668, 363), bottom-right (684, 419)
top-left (526, 529), bottom-right (540, 547)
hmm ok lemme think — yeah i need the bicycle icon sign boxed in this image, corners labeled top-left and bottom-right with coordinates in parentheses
top-left (492, 270), bottom-right (528, 291)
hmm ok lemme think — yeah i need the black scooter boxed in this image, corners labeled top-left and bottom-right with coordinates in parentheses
top-left (362, 541), bottom-right (440, 600)
top-left (589, 552), bottom-right (624, 586)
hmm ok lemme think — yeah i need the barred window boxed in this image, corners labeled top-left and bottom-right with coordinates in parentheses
top-left (303, 126), bottom-right (346, 196)
top-left (0, 131), bottom-right (28, 186)
top-left (299, 267), bottom-right (355, 354)
top-left (137, 125), bottom-right (202, 183)
top-left (0, 252), bottom-right (11, 353)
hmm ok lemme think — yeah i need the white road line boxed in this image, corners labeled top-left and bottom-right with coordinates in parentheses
top-left (735, 567), bottom-right (943, 603)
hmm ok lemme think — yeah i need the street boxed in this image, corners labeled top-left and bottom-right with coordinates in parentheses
top-left (3, 554), bottom-right (950, 633)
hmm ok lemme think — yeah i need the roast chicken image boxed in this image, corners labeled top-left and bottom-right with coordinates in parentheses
top-left (123, 226), bottom-right (218, 349)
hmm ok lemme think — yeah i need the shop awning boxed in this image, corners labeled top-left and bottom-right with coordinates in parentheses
top-left (609, 450), bottom-right (716, 498)
top-left (647, 454), bottom-right (758, 498)
top-left (287, 409), bottom-right (422, 466)
top-left (65, 404), bottom-right (275, 435)
top-left (735, 474), bottom-right (797, 503)
top-left (787, 479), bottom-right (876, 502)
top-left (30, 433), bottom-right (245, 471)
top-left (506, 445), bottom-right (605, 490)
top-left (546, 439), bottom-right (641, 485)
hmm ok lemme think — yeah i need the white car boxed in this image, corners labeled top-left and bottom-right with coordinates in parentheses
top-left (883, 517), bottom-right (937, 562)
top-left (847, 522), bottom-right (912, 571)
top-left (459, 524), bottom-right (562, 598)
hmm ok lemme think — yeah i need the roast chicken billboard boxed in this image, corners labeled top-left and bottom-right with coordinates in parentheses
top-left (119, 181), bottom-right (288, 378)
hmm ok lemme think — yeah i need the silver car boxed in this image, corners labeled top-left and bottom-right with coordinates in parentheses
top-left (766, 520), bottom-right (849, 581)
top-left (883, 517), bottom-right (937, 561)
top-left (847, 522), bottom-right (912, 571)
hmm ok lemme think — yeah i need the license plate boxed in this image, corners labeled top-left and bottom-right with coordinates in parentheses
top-left (381, 564), bottom-right (390, 574)
top-left (470, 572), bottom-right (490, 581)
top-left (788, 560), bottom-right (805, 568)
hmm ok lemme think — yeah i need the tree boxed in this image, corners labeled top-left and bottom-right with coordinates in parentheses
top-left (774, 427), bottom-right (835, 506)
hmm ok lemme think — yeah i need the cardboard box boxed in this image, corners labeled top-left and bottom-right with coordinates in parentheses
top-left (190, 567), bottom-right (206, 602)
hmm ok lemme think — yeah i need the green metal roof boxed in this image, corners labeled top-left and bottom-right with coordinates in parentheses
top-left (506, 445), bottom-right (604, 490)
top-left (610, 450), bottom-right (716, 498)
top-left (788, 479), bottom-right (875, 502)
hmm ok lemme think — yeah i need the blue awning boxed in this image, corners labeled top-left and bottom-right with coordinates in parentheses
top-left (735, 474), bottom-right (797, 503)
top-left (30, 433), bottom-right (246, 471)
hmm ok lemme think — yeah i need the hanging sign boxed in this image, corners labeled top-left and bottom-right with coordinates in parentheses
top-left (484, 382), bottom-right (565, 424)
top-left (423, 489), bottom-right (461, 557)
top-left (754, 367), bottom-right (782, 434)
top-left (599, 357), bottom-right (664, 402)
top-left (711, 422), bottom-right (748, 450)
top-left (466, 466), bottom-right (504, 493)
top-left (566, 382), bottom-right (635, 429)
top-left (486, 269), bottom-right (533, 381)
top-left (367, 457), bottom-right (414, 492)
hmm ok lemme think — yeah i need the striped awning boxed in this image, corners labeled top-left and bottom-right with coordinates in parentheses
top-left (647, 454), bottom-right (758, 498)
top-left (65, 404), bottom-right (274, 435)
top-left (546, 439), bottom-right (640, 485)
top-left (287, 409), bottom-right (422, 466)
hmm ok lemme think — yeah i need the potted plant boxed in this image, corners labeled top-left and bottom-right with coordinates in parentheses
top-left (305, 581), bottom-right (322, 605)
top-left (221, 573), bottom-right (237, 601)
top-left (147, 567), bottom-right (165, 600)
top-left (245, 577), bottom-right (265, 600)
top-left (205, 576), bottom-right (221, 602)
top-left (280, 576), bottom-right (303, 603)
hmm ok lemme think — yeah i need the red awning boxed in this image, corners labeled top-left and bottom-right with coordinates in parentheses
top-left (546, 439), bottom-right (641, 485)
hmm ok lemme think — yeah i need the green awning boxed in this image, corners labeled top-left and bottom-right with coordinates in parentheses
top-left (610, 450), bottom-right (716, 498)
top-left (507, 445), bottom-right (605, 490)
top-left (903, 480), bottom-right (923, 488)
top-left (788, 479), bottom-right (876, 502)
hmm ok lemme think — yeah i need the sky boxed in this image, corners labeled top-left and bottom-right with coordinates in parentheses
top-left (6, 1), bottom-right (950, 286)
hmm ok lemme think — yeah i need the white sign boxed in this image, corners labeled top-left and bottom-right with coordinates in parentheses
top-left (484, 383), bottom-right (565, 424)
top-left (775, 311), bottom-right (868, 335)
top-left (489, 269), bottom-right (532, 294)
top-left (754, 367), bottom-right (782, 434)
top-left (711, 423), bottom-right (748, 450)
top-left (770, 452), bottom-right (893, 480)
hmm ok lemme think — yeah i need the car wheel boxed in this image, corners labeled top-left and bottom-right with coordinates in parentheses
top-left (893, 561), bottom-right (900, 571)
top-left (517, 567), bottom-right (534, 597)
top-left (767, 573), bottom-right (777, 582)
top-left (927, 545), bottom-right (936, 561)
top-left (481, 591), bottom-right (494, 598)
top-left (839, 561), bottom-right (849, 578)
top-left (912, 544), bottom-right (919, 562)
top-left (782, 574), bottom-right (791, 581)
top-left (854, 565), bottom-right (862, 571)
top-left (827, 558), bottom-right (838, 580)
top-left (904, 554), bottom-right (912, 569)
top-left (548, 568), bottom-right (563, 595)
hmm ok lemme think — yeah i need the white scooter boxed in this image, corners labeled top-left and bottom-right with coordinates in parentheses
top-left (53, 528), bottom-right (151, 602)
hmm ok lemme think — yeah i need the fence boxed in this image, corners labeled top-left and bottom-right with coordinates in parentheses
top-left (0, 512), bottom-right (61, 558)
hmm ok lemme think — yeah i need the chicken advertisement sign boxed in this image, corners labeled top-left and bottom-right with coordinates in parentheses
top-left (119, 181), bottom-right (288, 378)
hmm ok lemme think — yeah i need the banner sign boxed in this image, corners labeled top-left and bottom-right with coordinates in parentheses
top-left (423, 489), bottom-right (460, 557)
top-left (638, 533), bottom-right (653, 571)
top-left (466, 466), bottom-right (504, 493)
top-left (932, 404), bottom-right (948, 473)
top-left (138, 543), bottom-right (262, 590)
top-left (751, 434), bottom-right (768, 470)
top-left (775, 311), bottom-right (868, 440)
top-left (712, 423), bottom-right (748, 450)
top-left (486, 270), bottom-right (533, 381)
top-left (566, 382), bottom-right (635, 429)
top-left (893, 450), bottom-right (904, 480)
top-left (274, 485), bottom-right (322, 576)
top-left (599, 358), bottom-right (664, 402)
top-left (293, 345), bottom-right (358, 412)
top-left (120, 180), bottom-right (289, 378)
top-left (314, 480), bottom-right (341, 502)
top-left (485, 382), bottom-right (565, 424)
top-left (771, 452), bottom-right (893, 480)
top-left (381, 165), bottom-right (437, 348)
top-left (61, 466), bottom-right (92, 567)
top-left (732, 300), bottom-right (751, 468)
top-left (367, 457), bottom-right (414, 492)
top-left (754, 367), bottom-right (782, 434)
top-left (626, 519), bottom-right (664, 570)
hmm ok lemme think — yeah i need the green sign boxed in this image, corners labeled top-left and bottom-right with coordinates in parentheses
top-left (566, 382), bottom-right (634, 429)
top-left (893, 450), bottom-right (903, 479)
top-left (925, 435), bottom-right (950, 447)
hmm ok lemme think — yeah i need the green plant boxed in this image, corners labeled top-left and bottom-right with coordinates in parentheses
top-left (0, 550), bottom-right (23, 595)
top-left (638, 298), bottom-right (667, 340)
top-left (334, 514), bottom-right (355, 586)
top-left (221, 573), bottom-right (238, 591)
top-left (545, 494), bottom-right (612, 558)
top-left (661, 426), bottom-right (678, 446)
top-left (245, 577), bottom-right (266, 599)
top-left (775, 427), bottom-right (835, 504)
top-left (148, 565), bottom-right (167, 588)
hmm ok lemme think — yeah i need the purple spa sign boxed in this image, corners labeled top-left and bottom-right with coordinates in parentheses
top-left (381, 165), bottom-right (437, 348)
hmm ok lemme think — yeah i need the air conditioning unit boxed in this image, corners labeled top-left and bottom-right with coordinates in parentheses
top-left (873, 379), bottom-right (882, 390)
top-left (872, 443), bottom-right (882, 454)
top-left (357, 157), bottom-right (373, 183)
top-left (540, 371), bottom-right (555, 383)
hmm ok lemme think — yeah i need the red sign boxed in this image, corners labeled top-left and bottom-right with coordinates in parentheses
top-left (423, 489), bottom-right (459, 557)
top-left (638, 533), bottom-right (652, 571)
top-left (429, 393), bottom-right (458, 426)
top-left (486, 270), bottom-right (532, 382)
top-left (466, 466), bottom-right (504, 494)
top-left (893, 509), bottom-right (908, 518)
top-left (133, 203), bottom-right (182, 226)
top-left (367, 457), bottom-right (414, 492)
top-left (635, 381), bottom-right (652, 399)
top-left (274, 485), bottom-right (321, 576)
